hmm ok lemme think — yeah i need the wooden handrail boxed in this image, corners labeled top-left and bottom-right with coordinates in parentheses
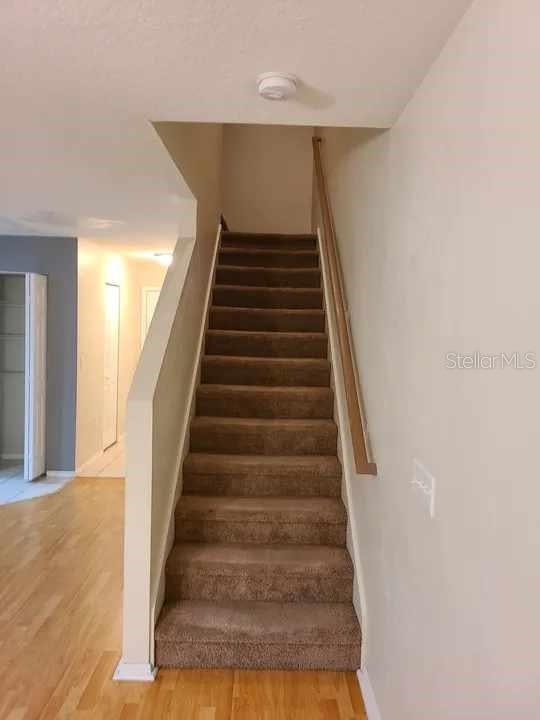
top-left (312, 136), bottom-right (377, 475)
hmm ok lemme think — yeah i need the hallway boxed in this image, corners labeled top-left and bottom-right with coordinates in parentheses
top-left (0, 476), bottom-right (366, 719)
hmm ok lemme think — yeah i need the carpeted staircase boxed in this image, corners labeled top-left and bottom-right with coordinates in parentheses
top-left (155, 230), bottom-right (361, 670)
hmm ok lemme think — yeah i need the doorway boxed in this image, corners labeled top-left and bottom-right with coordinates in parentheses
top-left (103, 283), bottom-right (120, 451)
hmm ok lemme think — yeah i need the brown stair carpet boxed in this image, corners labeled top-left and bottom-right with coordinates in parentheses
top-left (221, 232), bottom-right (317, 250)
top-left (201, 356), bottom-right (331, 387)
top-left (175, 496), bottom-right (347, 546)
top-left (196, 385), bottom-right (334, 419)
top-left (157, 600), bottom-right (360, 671)
top-left (219, 247), bottom-right (319, 268)
top-left (165, 543), bottom-right (353, 602)
top-left (156, 230), bottom-right (361, 671)
top-left (182, 454), bottom-right (341, 497)
top-left (213, 285), bottom-right (323, 309)
top-left (209, 307), bottom-right (325, 332)
top-left (205, 329), bottom-right (328, 358)
top-left (215, 265), bottom-right (321, 287)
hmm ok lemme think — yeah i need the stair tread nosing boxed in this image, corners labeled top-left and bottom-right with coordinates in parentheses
top-left (201, 355), bottom-right (331, 387)
top-left (167, 542), bottom-right (353, 578)
top-left (176, 495), bottom-right (346, 524)
top-left (196, 384), bottom-right (333, 419)
top-left (214, 284), bottom-right (323, 295)
top-left (212, 306), bottom-right (325, 316)
top-left (216, 264), bottom-right (320, 272)
top-left (184, 453), bottom-right (341, 478)
top-left (182, 453), bottom-right (342, 498)
top-left (207, 329), bottom-right (327, 340)
top-left (222, 232), bottom-right (317, 237)
top-left (203, 355), bottom-right (329, 364)
top-left (192, 416), bottom-right (336, 429)
top-left (215, 267), bottom-right (320, 289)
top-left (220, 247), bottom-right (318, 257)
top-left (222, 232), bottom-right (317, 251)
top-left (219, 248), bottom-right (319, 267)
top-left (205, 329), bottom-right (328, 359)
top-left (216, 265), bottom-right (320, 281)
top-left (209, 306), bottom-right (325, 332)
top-left (213, 285), bottom-right (323, 309)
top-left (190, 416), bottom-right (337, 456)
top-left (198, 383), bottom-right (332, 398)
top-left (211, 306), bottom-right (325, 318)
top-left (156, 599), bottom-right (360, 646)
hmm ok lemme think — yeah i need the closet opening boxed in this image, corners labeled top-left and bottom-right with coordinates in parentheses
top-left (0, 274), bottom-right (25, 481)
top-left (0, 272), bottom-right (47, 484)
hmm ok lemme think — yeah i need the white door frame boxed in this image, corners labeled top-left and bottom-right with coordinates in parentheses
top-left (141, 286), bottom-right (161, 348)
top-left (24, 273), bottom-right (47, 481)
top-left (103, 282), bottom-right (120, 451)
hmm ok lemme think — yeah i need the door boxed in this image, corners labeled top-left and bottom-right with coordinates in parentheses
top-left (24, 273), bottom-right (47, 481)
top-left (103, 283), bottom-right (120, 450)
top-left (141, 287), bottom-right (161, 347)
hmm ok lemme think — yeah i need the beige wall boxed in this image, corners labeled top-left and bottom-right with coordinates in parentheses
top-left (76, 240), bottom-right (166, 469)
top-left (319, 0), bottom-right (540, 717)
top-left (222, 124), bottom-right (313, 234)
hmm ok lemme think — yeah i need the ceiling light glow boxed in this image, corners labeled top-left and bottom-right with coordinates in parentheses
top-left (154, 252), bottom-right (173, 267)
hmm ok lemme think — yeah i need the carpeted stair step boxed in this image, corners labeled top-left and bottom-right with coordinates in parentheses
top-left (175, 496), bottom-right (347, 545)
top-left (205, 329), bottom-right (327, 359)
top-left (219, 247), bottom-right (319, 269)
top-left (221, 232), bottom-right (317, 251)
top-left (196, 385), bottom-right (333, 419)
top-left (183, 453), bottom-right (342, 497)
top-left (161, 230), bottom-right (362, 672)
top-left (209, 307), bottom-right (325, 333)
top-left (155, 599), bottom-right (361, 670)
top-left (213, 285), bottom-right (323, 309)
top-left (201, 356), bottom-right (330, 387)
top-left (190, 417), bottom-right (337, 456)
top-left (165, 542), bottom-right (353, 603)
top-left (215, 265), bottom-right (321, 288)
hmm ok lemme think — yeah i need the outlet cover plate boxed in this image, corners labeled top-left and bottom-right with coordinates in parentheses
top-left (412, 459), bottom-right (436, 518)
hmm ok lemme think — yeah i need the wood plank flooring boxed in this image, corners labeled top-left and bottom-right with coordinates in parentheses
top-left (0, 477), bottom-right (366, 719)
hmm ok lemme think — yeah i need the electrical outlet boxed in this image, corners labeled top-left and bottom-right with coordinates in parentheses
top-left (412, 459), bottom-right (436, 518)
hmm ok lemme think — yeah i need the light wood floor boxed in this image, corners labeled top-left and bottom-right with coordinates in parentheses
top-left (0, 477), bottom-right (367, 719)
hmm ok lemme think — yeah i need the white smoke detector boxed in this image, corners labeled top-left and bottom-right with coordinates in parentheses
top-left (257, 72), bottom-right (297, 101)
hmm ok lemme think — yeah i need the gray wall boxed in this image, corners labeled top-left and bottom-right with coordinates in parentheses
top-left (0, 236), bottom-right (77, 471)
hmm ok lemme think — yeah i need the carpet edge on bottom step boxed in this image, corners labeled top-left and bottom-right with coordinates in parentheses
top-left (156, 644), bottom-right (360, 672)
top-left (155, 599), bottom-right (361, 670)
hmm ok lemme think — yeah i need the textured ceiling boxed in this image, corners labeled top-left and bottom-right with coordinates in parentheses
top-left (1, 0), bottom-right (472, 126)
top-left (0, 0), bottom-right (471, 245)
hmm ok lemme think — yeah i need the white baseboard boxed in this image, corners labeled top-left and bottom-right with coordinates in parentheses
top-left (46, 470), bottom-right (75, 479)
top-left (75, 449), bottom-right (103, 476)
top-left (76, 434), bottom-right (126, 476)
top-left (357, 670), bottom-right (382, 720)
top-left (113, 660), bottom-right (157, 682)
